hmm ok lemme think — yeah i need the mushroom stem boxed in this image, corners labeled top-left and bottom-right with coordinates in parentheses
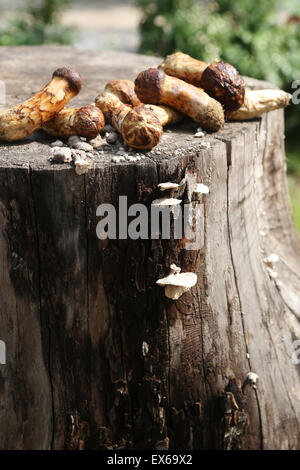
top-left (142, 104), bottom-right (182, 127)
top-left (102, 80), bottom-right (182, 127)
top-left (95, 82), bottom-right (163, 150)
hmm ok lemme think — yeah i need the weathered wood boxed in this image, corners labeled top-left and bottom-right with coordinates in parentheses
top-left (0, 47), bottom-right (299, 450)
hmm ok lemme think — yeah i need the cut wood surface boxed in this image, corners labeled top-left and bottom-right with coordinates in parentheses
top-left (0, 47), bottom-right (299, 450)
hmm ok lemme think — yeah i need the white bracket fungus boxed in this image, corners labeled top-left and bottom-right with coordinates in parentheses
top-left (184, 169), bottom-right (210, 202)
top-left (156, 264), bottom-right (198, 300)
top-left (158, 182), bottom-right (180, 192)
top-left (151, 197), bottom-right (181, 207)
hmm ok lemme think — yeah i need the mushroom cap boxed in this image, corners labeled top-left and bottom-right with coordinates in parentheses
top-left (53, 67), bottom-right (82, 95)
top-left (135, 68), bottom-right (165, 104)
top-left (152, 197), bottom-right (181, 206)
top-left (158, 182), bottom-right (179, 191)
top-left (121, 105), bottom-right (163, 149)
top-left (156, 272), bottom-right (197, 288)
top-left (200, 61), bottom-right (245, 112)
top-left (75, 105), bottom-right (105, 138)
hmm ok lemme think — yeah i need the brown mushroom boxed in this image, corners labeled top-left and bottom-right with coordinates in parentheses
top-left (0, 67), bottom-right (82, 142)
top-left (160, 52), bottom-right (245, 111)
top-left (226, 89), bottom-right (292, 120)
top-left (104, 79), bottom-right (142, 107)
top-left (95, 81), bottom-right (163, 150)
top-left (135, 68), bottom-right (225, 132)
top-left (42, 104), bottom-right (105, 138)
top-left (106, 79), bottom-right (183, 127)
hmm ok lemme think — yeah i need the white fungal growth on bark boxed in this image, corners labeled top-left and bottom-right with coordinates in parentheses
top-left (142, 341), bottom-right (149, 357)
top-left (267, 267), bottom-right (278, 280)
top-left (263, 253), bottom-right (280, 281)
top-left (184, 169), bottom-right (210, 201)
top-left (169, 264), bottom-right (181, 274)
top-left (246, 372), bottom-right (259, 389)
top-left (264, 253), bottom-right (279, 268)
top-left (156, 264), bottom-right (197, 300)
top-left (151, 197), bottom-right (182, 207)
top-left (194, 183), bottom-right (210, 194)
top-left (158, 182), bottom-right (179, 191)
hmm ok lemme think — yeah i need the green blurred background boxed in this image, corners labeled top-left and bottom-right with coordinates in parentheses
top-left (0, 0), bottom-right (299, 231)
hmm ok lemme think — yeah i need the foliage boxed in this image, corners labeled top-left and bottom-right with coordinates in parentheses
top-left (0, 0), bottom-right (75, 45)
top-left (137, 0), bottom-right (300, 139)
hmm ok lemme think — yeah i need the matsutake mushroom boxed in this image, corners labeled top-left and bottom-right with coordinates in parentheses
top-left (226, 89), bottom-right (291, 121)
top-left (43, 105), bottom-right (105, 139)
top-left (135, 68), bottom-right (225, 132)
top-left (0, 67), bottom-right (82, 142)
top-left (159, 52), bottom-right (245, 111)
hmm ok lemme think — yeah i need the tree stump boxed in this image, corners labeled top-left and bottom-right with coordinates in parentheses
top-left (0, 47), bottom-right (300, 450)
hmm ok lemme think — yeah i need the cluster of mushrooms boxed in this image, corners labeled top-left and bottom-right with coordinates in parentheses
top-left (0, 52), bottom-right (292, 150)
